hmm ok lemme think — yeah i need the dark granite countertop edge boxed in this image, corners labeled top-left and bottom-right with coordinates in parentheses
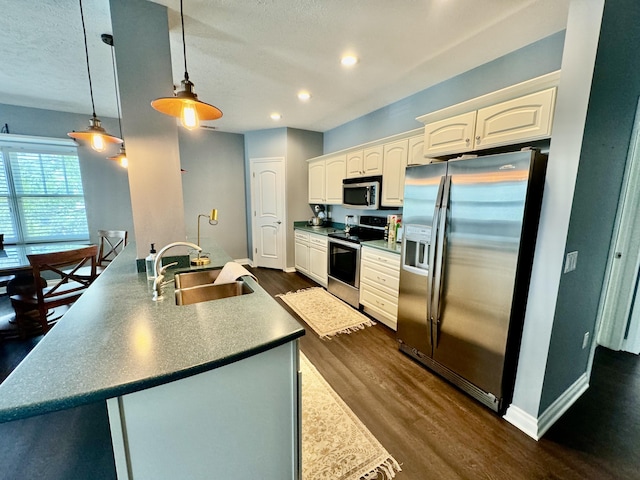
top-left (0, 240), bottom-right (306, 424)
top-left (0, 328), bottom-right (304, 424)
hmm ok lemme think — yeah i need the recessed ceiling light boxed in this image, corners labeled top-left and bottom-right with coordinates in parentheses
top-left (298, 91), bottom-right (311, 101)
top-left (270, 113), bottom-right (282, 120)
top-left (341, 55), bottom-right (358, 67)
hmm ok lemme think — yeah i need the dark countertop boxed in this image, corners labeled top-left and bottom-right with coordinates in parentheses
top-left (361, 239), bottom-right (402, 255)
top-left (293, 221), bottom-right (343, 235)
top-left (0, 240), bottom-right (305, 423)
top-left (293, 222), bottom-right (402, 255)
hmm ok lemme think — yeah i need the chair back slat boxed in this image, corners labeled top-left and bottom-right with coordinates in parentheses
top-left (27, 245), bottom-right (99, 303)
top-left (97, 230), bottom-right (128, 266)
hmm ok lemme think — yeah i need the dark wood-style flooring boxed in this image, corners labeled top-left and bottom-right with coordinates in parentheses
top-left (0, 268), bottom-right (638, 479)
top-left (251, 267), bottom-right (640, 480)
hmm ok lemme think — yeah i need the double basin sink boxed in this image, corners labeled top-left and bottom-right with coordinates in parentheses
top-left (173, 268), bottom-right (253, 306)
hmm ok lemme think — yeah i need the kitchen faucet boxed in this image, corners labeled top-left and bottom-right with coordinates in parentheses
top-left (152, 241), bottom-right (202, 301)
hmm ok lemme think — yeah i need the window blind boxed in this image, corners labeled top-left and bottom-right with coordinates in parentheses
top-left (0, 135), bottom-right (89, 243)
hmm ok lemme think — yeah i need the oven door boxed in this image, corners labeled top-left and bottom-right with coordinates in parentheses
top-left (327, 237), bottom-right (361, 307)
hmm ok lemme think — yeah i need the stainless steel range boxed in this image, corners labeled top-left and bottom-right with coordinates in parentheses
top-left (327, 215), bottom-right (386, 307)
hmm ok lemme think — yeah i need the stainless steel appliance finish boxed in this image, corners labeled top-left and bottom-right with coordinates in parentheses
top-left (397, 150), bottom-right (547, 413)
top-left (327, 215), bottom-right (386, 307)
top-left (327, 236), bottom-right (361, 308)
top-left (342, 176), bottom-right (381, 210)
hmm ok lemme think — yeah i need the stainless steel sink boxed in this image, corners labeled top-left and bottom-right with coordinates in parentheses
top-left (175, 281), bottom-right (253, 306)
top-left (174, 269), bottom-right (222, 289)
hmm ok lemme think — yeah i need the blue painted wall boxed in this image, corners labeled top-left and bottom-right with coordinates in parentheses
top-left (324, 31), bottom-right (565, 154)
top-left (0, 103), bottom-right (134, 245)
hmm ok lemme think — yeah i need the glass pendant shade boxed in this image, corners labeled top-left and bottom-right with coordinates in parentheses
top-left (151, 78), bottom-right (222, 130)
top-left (68, 115), bottom-right (123, 152)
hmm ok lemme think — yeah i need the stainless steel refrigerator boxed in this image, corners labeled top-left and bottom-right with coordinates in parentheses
top-left (397, 149), bottom-right (547, 413)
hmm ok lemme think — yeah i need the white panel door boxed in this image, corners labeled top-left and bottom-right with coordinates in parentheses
top-left (251, 158), bottom-right (285, 269)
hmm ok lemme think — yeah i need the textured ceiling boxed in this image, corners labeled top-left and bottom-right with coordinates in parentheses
top-left (0, 0), bottom-right (571, 134)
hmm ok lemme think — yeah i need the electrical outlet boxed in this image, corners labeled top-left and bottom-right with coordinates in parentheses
top-left (327, 211), bottom-right (332, 219)
top-left (582, 331), bottom-right (590, 349)
top-left (564, 251), bottom-right (578, 273)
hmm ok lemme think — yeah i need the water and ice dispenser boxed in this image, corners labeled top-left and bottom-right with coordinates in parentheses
top-left (402, 224), bottom-right (431, 274)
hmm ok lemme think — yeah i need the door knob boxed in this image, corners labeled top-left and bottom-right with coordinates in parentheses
top-left (274, 221), bottom-right (282, 224)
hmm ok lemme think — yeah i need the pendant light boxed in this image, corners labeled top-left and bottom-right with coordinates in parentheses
top-left (102, 34), bottom-right (128, 168)
top-left (68, 0), bottom-right (123, 152)
top-left (151, 0), bottom-right (222, 130)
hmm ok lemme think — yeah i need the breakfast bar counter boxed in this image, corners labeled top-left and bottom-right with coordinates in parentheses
top-left (0, 240), bottom-right (305, 479)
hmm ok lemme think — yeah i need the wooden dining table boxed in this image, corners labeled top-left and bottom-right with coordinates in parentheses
top-left (0, 242), bottom-right (90, 338)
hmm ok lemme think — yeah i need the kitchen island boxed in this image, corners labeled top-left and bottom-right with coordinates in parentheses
top-left (0, 240), bottom-right (305, 479)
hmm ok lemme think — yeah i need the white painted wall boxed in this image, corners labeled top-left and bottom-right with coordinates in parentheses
top-left (506, 0), bottom-right (605, 423)
top-left (110, 0), bottom-right (186, 258)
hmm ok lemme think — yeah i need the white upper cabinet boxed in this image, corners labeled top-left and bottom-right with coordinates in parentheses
top-left (421, 85), bottom-right (557, 158)
top-left (325, 154), bottom-right (346, 204)
top-left (474, 87), bottom-right (556, 150)
top-left (407, 135), bottom-right (430, 166)
top-left (363, 145), bottom-right (383, 175)
top-left (423, 111), bottom-right (477, 157)
top-left (346, 150), bottom-right (364, 178)
top-left (382, 139), bottom-right (408, 207)
top-left (347, 146), bottom-right (383, 177)
top-left (308, 158), bottom-right (325, 203)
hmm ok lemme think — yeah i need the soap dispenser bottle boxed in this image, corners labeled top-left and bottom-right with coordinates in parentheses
top-left (146, 243), bottom-right (157, 280)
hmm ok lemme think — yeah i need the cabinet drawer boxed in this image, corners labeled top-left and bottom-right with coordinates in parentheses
top-left (360, 262), bottom-right (399, 293)
top-left (360, 282), bottom-right (398, 318)
top-left (309, 234), bottom-right (327, 249)
top-left (361, 247), bottom-right (400, 270)
top-left (294, 230), bottom-right (310, 243)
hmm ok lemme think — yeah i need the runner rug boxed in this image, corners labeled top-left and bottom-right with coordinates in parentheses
top-left (301, 353), bottom-right (401, 479)
top-left (277, 287), bottom-right (375, 338)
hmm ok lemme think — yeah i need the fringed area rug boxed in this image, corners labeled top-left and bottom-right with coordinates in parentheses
top-left (277, 287), bottom-right (375, 338)
top-left (301, 353), bottom-right (401, 479)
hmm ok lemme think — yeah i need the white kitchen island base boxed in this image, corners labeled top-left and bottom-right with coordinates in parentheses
top-left (107, 341), bottom-right (301, 480)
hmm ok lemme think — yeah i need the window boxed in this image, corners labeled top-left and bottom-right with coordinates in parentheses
top-left (0, 135), bottom-right (89, 244)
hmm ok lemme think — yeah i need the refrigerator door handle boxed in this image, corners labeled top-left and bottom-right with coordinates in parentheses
top-left (431, 175), bottom-right (451, 346)
top-left (427, 176), bottom-right (446, 339)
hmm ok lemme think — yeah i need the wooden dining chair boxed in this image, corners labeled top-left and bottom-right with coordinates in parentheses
top-left (96, 230), bottom-right (128, 271)
top-left (10, 245), bottom-right (98, 335)
top-left (72, 230), bottom-right (128, 278)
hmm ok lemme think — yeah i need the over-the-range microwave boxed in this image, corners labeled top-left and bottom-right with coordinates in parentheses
top-left (342, 175), bottom-right (381, 210)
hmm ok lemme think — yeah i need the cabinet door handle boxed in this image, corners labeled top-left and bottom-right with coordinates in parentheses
top-left (465, 138), bottom-right (470, 144)
top-left (375, 300), bottom-right (385, 307)
top-left (377, 276), bottom-right (386, 282)
top-left (475, 135), bottom-right (481, 144)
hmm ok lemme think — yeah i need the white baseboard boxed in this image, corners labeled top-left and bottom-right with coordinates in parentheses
top-left (233, 258), bottom-right (252, 266)
top-left (283, 267), bottom-right (296, 273)
top-left (503, 405), bottom-right (540, 439)
top-left (504, 372), bottom-right (589, 440)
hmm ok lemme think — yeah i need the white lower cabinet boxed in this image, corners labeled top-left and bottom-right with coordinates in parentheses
top-left (308, 234), bottom-right (328, 286)
top-left (294, 230), bottom-right (310, 273)
top-left (359, 246), bottom-right (400, 330)
top-left (294, 229), bottom-right (327, 287)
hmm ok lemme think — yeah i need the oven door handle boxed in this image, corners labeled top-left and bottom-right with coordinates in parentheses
top-left (328, 237), bottom-right (361, 250)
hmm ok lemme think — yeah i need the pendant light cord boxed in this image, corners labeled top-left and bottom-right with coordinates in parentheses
top-left (181, 0), bottom-right (189, 81)
top-left (109, 43), bottom-right (124, 140)
top-left (78, 0), bottom-right (97, 118)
